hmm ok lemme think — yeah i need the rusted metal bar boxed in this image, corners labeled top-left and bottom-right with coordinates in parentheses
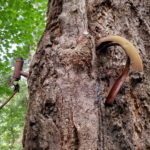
top-left (13, 58), bottom-right (24, 81)
top-left (105, 58), bottom-right (130, 105)
top-left (96, 40), bottom-right (131, 106)
top-left (20, 71), bottom-right (29, 78)
top-left (13, 58), bottom-right (29, 81)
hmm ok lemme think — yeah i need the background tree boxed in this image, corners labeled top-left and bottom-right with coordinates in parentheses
top-left (22, 0), bottom-right (149, 149)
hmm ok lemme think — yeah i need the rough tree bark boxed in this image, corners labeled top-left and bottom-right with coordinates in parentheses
top-left (23, 0), bottom-right (150, 150)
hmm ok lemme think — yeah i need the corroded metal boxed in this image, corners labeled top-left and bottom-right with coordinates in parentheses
top-left (13, 58), bottom-right (29, 81)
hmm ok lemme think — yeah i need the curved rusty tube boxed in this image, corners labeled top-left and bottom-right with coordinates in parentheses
top-left (97, 36), bottom-right (143, 72)
top-left (96, 36), bottom-right (143, 105)
top-left (105, 58), bottom-right (130, 105)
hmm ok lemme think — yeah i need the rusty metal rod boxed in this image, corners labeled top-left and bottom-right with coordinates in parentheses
top-left (20, 71), bottom-right (29, 78)
top-left (96, 41), bottom-right (130, 105)
top-left (13, 58), bottom-right (29, 81)
top-left (105, 58), bottom-right (130, 105)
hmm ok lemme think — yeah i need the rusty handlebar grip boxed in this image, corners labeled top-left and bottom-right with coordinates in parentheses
top-left (13, 58), bottom-right (29, 81)
top-left (13, 58), bottom-right (24, 81)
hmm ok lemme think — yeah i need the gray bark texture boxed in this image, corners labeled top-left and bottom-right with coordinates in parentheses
top-left (23, 0), bottom-right (150, 150)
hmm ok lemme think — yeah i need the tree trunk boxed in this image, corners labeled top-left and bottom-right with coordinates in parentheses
top-left (23, 0), bottom-right (150, 150)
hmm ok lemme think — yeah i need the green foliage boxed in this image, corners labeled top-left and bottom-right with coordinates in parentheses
top-left (0, 0), bottom-right (47, 149)
top-left (0, 81), bottom-right (28, 150)
top-left (0, 0), bottom-right (47, 95)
